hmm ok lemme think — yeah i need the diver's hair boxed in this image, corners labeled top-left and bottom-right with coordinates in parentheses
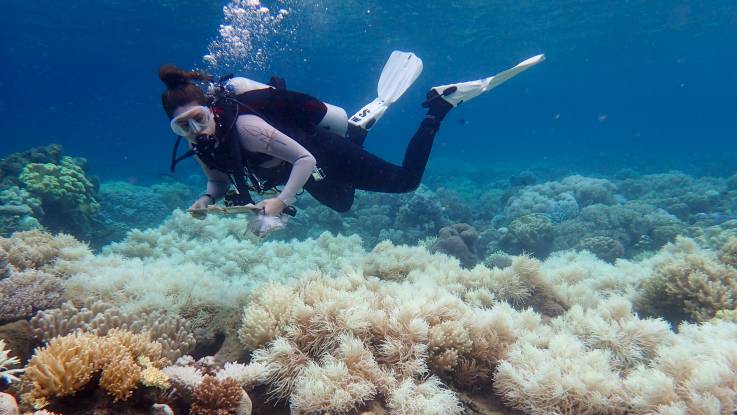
top-left (159, 65), bottom-right (211, 119)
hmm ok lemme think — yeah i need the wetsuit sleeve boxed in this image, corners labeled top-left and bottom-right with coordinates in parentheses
top-left (236, 114), bottom-right (316, 205)
top-left (192, 147), bottom-right (231, 200)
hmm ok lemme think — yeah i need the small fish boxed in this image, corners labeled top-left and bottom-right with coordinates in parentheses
top-left (458, 117), bottom-right (468, 125)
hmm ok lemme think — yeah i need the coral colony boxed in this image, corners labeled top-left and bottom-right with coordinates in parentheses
top-left (1, 145), bottom-right (737, 414)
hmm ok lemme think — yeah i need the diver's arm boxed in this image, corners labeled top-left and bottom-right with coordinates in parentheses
top-left (236, 115), bottom-right (316, 205)
top-left (194, 154), bottom-right (230, 202)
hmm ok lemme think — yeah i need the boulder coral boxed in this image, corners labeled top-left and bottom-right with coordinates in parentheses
top-left (500, 213), bottom-right (554, 257)
top-left (19, 156), bottom-right (99, 235)
top-left (430, 223), bottom-right (479, 268)
top-left (19, 157), bottom-right (99, 216)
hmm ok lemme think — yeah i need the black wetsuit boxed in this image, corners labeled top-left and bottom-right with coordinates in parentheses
top-left (252, 99), bottom-right (449, 212)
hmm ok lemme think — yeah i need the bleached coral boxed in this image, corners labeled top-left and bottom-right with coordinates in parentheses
top-left (61, 213), bottom-right (365, 333)
top-left (0, 230), bottom-right (87, 274)
top-left (30, 301), bottom-right (196, 361)
top-left (0, 270), bottom-right (63, 323)
top-left (215, 361), bottom-right (269, 390)
top-left (238, 268), bottom-right (541, 411)
top-left (162, 364), bottom-right (205, 392)
top-left (386, 377), bottom-right (463, 415)
top-left (638, 236), bottom-right (737, 322)
top-left (493, 298), bottom-right (737, 414)
top-left (0, 339), bottom-right (22, 383)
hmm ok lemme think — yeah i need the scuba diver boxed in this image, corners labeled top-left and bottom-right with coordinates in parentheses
top-left (161, 51), bottom-right (544, 235)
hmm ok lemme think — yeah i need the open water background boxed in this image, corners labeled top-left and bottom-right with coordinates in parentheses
top-left (2, 0), bottom-right (737, 180)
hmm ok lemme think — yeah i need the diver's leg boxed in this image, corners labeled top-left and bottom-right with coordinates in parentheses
top-left (347, 124), bottom-right (369, 146)
top-left (303, 179), bottom-right (356, 212)
top-left (317, 98), bottom-right (452, 193)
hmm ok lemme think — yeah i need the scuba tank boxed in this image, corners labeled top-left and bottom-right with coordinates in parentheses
top-left (218, 76), bottom-right (349, 137)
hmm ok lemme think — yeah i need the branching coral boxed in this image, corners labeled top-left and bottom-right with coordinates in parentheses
top-left (237, 269), bottom-right (542, 412)
top-left (493, 297), bottom-right (737, 415)
top-left (0, 230), bottom-right (85, 274)
top-left (0, 339), bottom-right (22, 383)
top-left (0, 230), bottom-right (87, 323)
top-left (31, 301), bottom-right (196, 361)
top-left (65, 213), bottom-right (365, 334)
top-left (0, 270), bottom-right (63, 323)
top-left (639, 237), bottom-right (737, 322)
top-left (190, 376), bottom-right (244, 415)
top-left (20, 329), bottom-right (169, 409)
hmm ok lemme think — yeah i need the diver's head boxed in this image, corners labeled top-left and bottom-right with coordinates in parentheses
top-left (159, 65), bottom-right (215, 140)
top-left (170, 104), bottom-right (215, 140)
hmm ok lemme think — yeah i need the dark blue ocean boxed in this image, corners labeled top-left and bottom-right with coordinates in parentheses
top-left (2, 0), bottom-right (737, 180)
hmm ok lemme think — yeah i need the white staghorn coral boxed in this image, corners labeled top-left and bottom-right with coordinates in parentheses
top-left (0, 339), bottom-right (22, 383)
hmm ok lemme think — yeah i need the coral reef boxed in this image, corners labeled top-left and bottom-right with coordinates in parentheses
top-left (30, 301), bottom-right (196, 362)
top-left (63, 212), bottom-right (365, 336)
top-left (0, 271), bottom-right (63, 324)
top-left (0, 339), bottom-right (22, 384)
top-left (0, 145), bottom-right (63, 189)
top-left (0, 231), bottom-right (89, 324)
top-left (2, 148), bottom-right (737, 414)
top-left (430, 223), bottom-right (479, 268)
top-left (19, 157), bottom-right (99, 216)
top-left (638, 236), bottom-right (737, 323)
top-left (190, 376), bottom-right (244, 415)
top-left (20, 329), bottom-right (168, 409)
top-left (503, 175), bottom-right (615, 220)
top-left (575, 235), bottom-right (625, 263)
top-left (499, 213), bottom-right (554, 257)
top-left (89, 181), bottom-right (193, 247)
top-left (495, 314), bottom-right (737, 414)
top-left (0, 187), bottom-right (43, 236)
top-left (19, 156), bottom-right (99, 236)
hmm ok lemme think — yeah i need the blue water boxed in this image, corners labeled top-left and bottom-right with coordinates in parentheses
top-left (3, 1), bottom-right (737, 180)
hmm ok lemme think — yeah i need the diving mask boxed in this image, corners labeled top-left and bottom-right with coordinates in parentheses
top-left (170, 106), bottom-right (213, 137)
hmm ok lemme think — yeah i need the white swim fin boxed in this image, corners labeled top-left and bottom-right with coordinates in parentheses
top-left (430, 54), bottom-right (545, 107)
top-left (349, 50), bottom-right (424, 130)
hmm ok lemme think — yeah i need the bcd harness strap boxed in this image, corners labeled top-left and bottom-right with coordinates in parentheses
top-left (168, 97), bottom-right (271, 204)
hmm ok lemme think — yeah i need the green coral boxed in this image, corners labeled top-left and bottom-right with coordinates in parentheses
top-left (501, 213), bottom-right (554, 257)
top-left (20, 156), bottom-right (99, 215)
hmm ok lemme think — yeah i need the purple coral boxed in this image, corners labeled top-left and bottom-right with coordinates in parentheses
top-left (0, 270), bottom-right (63, 324)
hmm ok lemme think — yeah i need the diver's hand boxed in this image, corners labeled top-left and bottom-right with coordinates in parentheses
top-left (256, 198), bottom-right (286, 216)
top-left (190, 195), bottom-right (213, 210)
